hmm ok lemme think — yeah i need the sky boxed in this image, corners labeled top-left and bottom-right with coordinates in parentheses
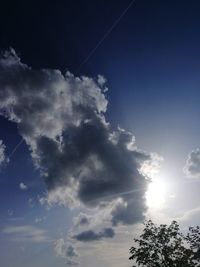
top-left (1, 0), bottom-right (200, 266)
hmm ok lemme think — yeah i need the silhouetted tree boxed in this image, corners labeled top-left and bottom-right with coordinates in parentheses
top-left (129, 220), bottom-right (200, 267)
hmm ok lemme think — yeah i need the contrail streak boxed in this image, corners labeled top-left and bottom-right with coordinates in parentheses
top-left (76, 0), bottom-right (136, 74)
top-left (8, 138), bottom-right (24, 159)
top-left (87, 186), bottom-right (147, 204)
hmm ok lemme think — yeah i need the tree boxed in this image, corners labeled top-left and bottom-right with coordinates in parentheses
top-left (129, 220), bottom-right (200, 267)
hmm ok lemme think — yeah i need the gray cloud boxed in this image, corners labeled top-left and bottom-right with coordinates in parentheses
top-left (0, 49), bottom-right (153, 227)
top-left (0, 140), bottom-right (6, 166)
top-left (66, 259), bottom-right (79, 266)
top-left (74, 213), bottom-right (91, 228)
top-left (110, 197), bottom-right (146, 226)
top-left (66, 245), bottom-right (78, 258)
top-left (184, 148), bottom-right (200, 178)
top-left (73, 227), bottom-right (115, 242)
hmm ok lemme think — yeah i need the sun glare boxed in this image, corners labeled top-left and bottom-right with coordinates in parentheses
top-left (146, 179), bottom-right (167, 209)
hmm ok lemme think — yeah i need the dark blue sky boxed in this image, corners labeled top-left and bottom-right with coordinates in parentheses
top-left (1, 0), bottom-right (200, 148)
top-left (1, 1), bottom-right (200, 267)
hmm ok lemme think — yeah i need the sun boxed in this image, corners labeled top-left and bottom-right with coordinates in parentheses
top-left (146, 179), bottom-right (167, 209)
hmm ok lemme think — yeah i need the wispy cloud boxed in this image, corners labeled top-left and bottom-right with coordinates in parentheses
top-left (2, 225), bottom-right (49, 242)
top-left (176, 206), bottom-right (200, 226)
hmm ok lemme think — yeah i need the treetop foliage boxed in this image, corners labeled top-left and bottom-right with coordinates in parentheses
top-left (129, 220), bottom-right (200, 267)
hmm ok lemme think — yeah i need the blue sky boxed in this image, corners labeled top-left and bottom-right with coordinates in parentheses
top-left (1, 1), bottom-right (200, 266)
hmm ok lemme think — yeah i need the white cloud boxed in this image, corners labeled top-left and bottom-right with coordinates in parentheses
top-left (2, 225), bottom-right (49, 242)
top-left (54, 238), bottom-right (78, 265)
top-left (140, 152), bottom-right (164, 179)
top-left (19, 182), bottom-right (27, 190)
top-left (54, 238), bottom-right (66, 257)
top-left (39, 183), bottom-right (80, 209)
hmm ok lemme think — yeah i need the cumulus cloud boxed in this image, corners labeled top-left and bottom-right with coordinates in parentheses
top-left (184, 148), bottom-right (200, 178)
top-left (2, 225), bottom-right (49, 242)
top-left (110, 197), bottom-right (145, 226)
top-left (66, 245), bottom-right (79, 258)
top-left (54, 239), bottom-right (78, 265)
top-left (0, 49), bottom-right (156, 228)
top-left (73, 227), bottom-right (115, 242)
top-left (19, 182), bottom-right (27, 190)
top-left (140, 152), bottom-right (163, 179)
top-left (0, 140), bottom-right (7, 166)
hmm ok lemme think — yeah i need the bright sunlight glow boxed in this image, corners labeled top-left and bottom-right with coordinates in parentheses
top-left (146, 179), bottom-right (167, 209)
